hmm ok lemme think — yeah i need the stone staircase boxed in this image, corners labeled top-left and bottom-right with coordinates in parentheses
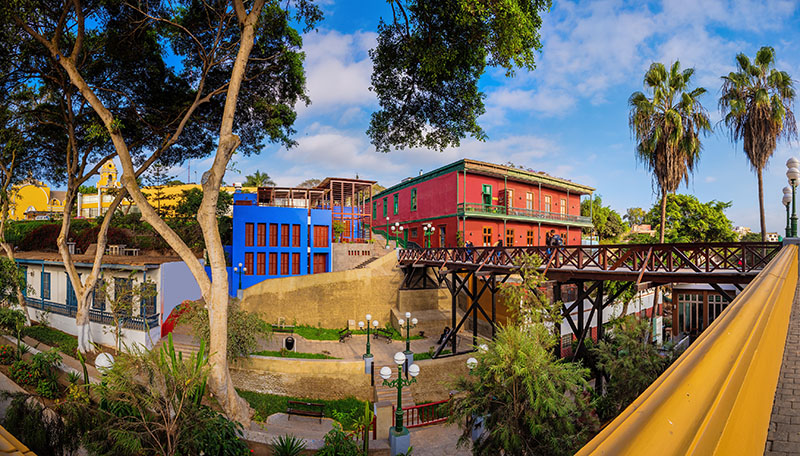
top-left (374, 370), bottom-right (416, 409)
top-left (355, 256), bottom-right (380, 269)
top-left (156, 332), bottom-right (200, 357)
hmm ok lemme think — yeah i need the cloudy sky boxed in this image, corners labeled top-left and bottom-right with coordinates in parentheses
top-left (180, 0), bottom-right (800, 232)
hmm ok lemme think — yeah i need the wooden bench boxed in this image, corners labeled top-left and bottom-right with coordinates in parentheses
top-left (338, 328), bottom-right (352, 343)
top-left (287, 400), bottom-right (325, 422)
top-left (373, 328), bottom-right (393, 343)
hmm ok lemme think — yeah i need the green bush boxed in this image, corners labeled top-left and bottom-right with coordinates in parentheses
top-left (18, 224), bottom-right (73, 251)
top-left (9, 360), bottom-right (36, 385)
top-left (271, 434), bottom-right (306, 456)
top-left (316, 425), bottom-right (361, 456)
top-left (238, 390), bottom-right (366, 429)
top-left (3, 393), bottom-right (80, 455)
top-left (4, 221), bottom-right (57, 246)
top-left (252, 350), bottom-right (338, 359)
top-left (0, 345), bottom-right (16, 364)
top-left (179, 300), bottom-right (271, 361)
top-left (22, 325), bottom-right (78, 357)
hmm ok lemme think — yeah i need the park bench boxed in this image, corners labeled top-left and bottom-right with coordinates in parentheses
top-left (287, 400), bottom-right (325, 422)
top-left (373, 328), bottom-right (393, 343)
top-left (338, 328), bottom-right (352, 343)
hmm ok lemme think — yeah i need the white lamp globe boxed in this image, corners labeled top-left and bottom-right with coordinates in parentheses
top-left (379, 366), bottom-right (392, 380)
top-left (411, 318), bottom-right (418, 325)
top-left (478, 344), bottom-right (489, 353)
top-left (398, 318), bottom-right (405, 326)
top-left (466, 357), bottom-right (478, 370)
top-left (787, 167), bottom-right (800, 181)
top-left (394, 351), bottom-right (406, 365)
top-left (784, 186), bottom-right (793, 195)
top-left (431, 227), bottom-right (435, 232)
top-left (408, 363), bottom-right (420, 377)
top-left (405, 312), bottom-right (411, 319)
top-left (366, 314), bottom-right (372, 322)
top-left (373, 320), bottom-right (379, 327)
top-left (787, 157), bottom-right (800, 169)
top-left (784, 194), bottom-right (793, 205)
top-left (96, 353), bottom-right (115, 372)
top-left (358, 321), bottom-right (365, 329)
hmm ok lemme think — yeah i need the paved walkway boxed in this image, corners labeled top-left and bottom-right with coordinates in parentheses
top-left (765, 263), bottom-right (800, 455)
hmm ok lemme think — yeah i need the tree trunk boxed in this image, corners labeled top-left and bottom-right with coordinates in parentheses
top-left (75, 303), bottom-right (92, 353)
top-left (757, 167), bottom-right (767, 242)
top-left (659, 191), bottom-right (667, 243)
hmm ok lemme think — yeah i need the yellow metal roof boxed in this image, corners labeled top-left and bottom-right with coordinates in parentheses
top-left (0, 425), bottom-right (35, 455)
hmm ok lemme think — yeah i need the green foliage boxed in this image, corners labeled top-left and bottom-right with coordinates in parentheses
top-left (0, 307), bottom-right (26, 356)
top-left (22, 325), bottom-right (79, 357)
top-left (4, 220), bottom-right (56, 246)
top-left (243, 170), bottom-right (275, 187)
top-left (580, 195), bottom-right (627, 241)
top-left (17, 224), bottom-right (70, 251)
top-left (252, 349), bottom-right (338, 359)
top-left (74, 225), bottom-right (131, 253)
top-left (3, 393), bottom-right (80, 456)
top-left (178, 300), bottom-right (271, 361)
top-left (448, 324), bottom-right (597, 455)
top-left (297, 178), bottom-right (321, 188)
top-left (173, 187), bottom-right (233, 220)
top-left (292, 324), bottom-right (420, 341)
top-left (368, 0), bottom-right (552, 152)
top-left (271, 434), bottom-right (307, 456)
top-left (0, 344), bottom-right (15, 364)
top-left (237, 389), bottom-right (366, 429)
top-left (591, 316), bottom-right (672, 422)
top-left (316, 423), bottom-right (361, 456)
top-left (644, 194), bottom-right (737, 243)
top-left (624, 207), bottom-right (646, 226)
top-left (78, 185), bottom-right (98, 194)
top-left (741, 231), bottom-right (762, 242)
top-left (9, 349), bottom-right (62, 399)
top-left (332, 220), bottom-right (347, 241)
top-left (500, 253), bottom-right (560, 330)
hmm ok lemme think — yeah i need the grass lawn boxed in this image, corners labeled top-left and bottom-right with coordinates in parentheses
top-left (237, 390), bottom-right (367, 429)
top-left (251, 350), bottom-right (338, 359)
top-left (412, 349), bottom-right (452, 361)
top-left (21, 325), bottom-right (78, 357)
top-left (294, 324), bottom-right (423, 342)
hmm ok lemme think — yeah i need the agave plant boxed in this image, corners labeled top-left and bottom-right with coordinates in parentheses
top-left (271, 434), bottom-right (306, 456)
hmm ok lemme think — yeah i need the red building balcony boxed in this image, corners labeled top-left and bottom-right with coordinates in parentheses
top-left (457, 202), bottom-right (593, 227)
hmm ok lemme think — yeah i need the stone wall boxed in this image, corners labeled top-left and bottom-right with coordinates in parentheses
top-left (241, 252), bottom-right (402, 329)
top-left (409, 353), bottom-right (472, 404)
top-left (331, 243), bottom-right (390, 271)
top-left (232, 355), bottom-right (372, 401)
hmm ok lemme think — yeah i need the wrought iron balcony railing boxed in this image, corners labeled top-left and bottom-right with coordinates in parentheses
top-left (456, 202), bottom-right (592, 224)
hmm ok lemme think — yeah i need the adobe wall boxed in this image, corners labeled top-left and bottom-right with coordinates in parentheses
top-left (409, 353), bottom-right (472, 404)
top-left (240, 252), bottom-right (402, 328)
top-left (331, 243), bottom-right (391, 272)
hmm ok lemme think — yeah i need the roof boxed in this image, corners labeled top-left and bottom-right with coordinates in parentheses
top-left (14, 251), bottom-right (194, 267)
top-left (0, 425), bottom-right (35, 455)
top-left (374, 158), bottom-right (595, 199)
top-left (316, 177), bottom-right (377, 188)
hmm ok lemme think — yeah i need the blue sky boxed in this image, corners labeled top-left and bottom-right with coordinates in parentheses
top-left (177, 0), bottom-right (800, 232)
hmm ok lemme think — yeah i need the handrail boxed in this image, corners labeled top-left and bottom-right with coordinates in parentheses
top-left (576, 244), bottom-right (798, 455)
top-left (400, 399), bottom-right (450, 428)
top-left (456, 202), bottom-right (592, 224)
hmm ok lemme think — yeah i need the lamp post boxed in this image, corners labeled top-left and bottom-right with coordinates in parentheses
top-left (423, 223), bottom-right (435, 248)
top-left (398, 312), bottom-right (418, 378)
top-left (385, 216), bottom-right (390, 248)
top-left (465, 356), bottom-right (485, 443)
top-left (380, 352), bottom-right (419, 456)
top-left (783, 187), bottom-right (793, 238)
top-left (359, 315), bottom-right (380, 386)
top-left (390, 222), bottom-right (404, 248)
top-left (786, 158), bottom-right (799, 237)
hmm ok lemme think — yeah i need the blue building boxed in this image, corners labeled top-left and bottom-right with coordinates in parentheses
top-left (223, 178), bottom-right (374, 296)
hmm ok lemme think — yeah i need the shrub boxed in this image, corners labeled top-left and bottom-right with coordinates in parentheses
top-left (316, 424), bottom-right (361, 456)
top-left (3, 393), bottom-right (80, 456)
top-left (35, 379), bottom-right (59, 399)
top-left (22, 325), bottom-right (78, 357)
top-left (10, 349), bottom-right (62, 396)
top-left (9, 360), bottom-right (36, 385)
top-left (4, 221), bottom-right (56, 246)
top-left (179, 300), bottom-right (271, 361)
top-left (0, 345), bottom-right (16, 364)
top-left (18, 224), bottom-right (74, 251)
top-left (271, 434), bottom-right (306, 456)
top-left (74, 225), bottom-right (131, 253)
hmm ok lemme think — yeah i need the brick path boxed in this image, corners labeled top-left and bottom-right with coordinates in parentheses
top-left (765, 264), bottom-right (800, 455)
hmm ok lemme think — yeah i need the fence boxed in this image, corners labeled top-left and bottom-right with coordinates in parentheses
top-left (395, 399), bottom-right (450, 429)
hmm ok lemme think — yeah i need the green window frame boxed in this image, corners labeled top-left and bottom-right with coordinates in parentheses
top-left (383, 198), bottom-right (388, 217)
top-left (372, 201), bottom-right (377, 218)
top-left (393, 194), bottom-right (399, 215)
top-left (482, 185), bottom-right (492, 206)
top-left (411, 188), bottom-right (417, 211)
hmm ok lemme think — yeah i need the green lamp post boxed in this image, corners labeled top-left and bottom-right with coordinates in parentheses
top-left (390, 222), bottom-right (403, 248)
top-left (784, 188), bottom-right (792, 238)
top-left (380, 352), bottom-right (420, 456)
top-left (787, 158), bottom-right (799, 238)
top-left (385, 217), bottom-right (390, 247)
top-left (423, 223), bottom-right (435, 248)
top-left (398, 312), bottom-right (417, 378)
top-left (359, 314), bottom-right (379, 386)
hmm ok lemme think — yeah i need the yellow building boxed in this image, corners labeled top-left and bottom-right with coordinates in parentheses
top-left (141, 183), bottom-right (257, 217)
top-left (9, 180), bottom-right (66, 220)
top-left (77, 160), bottom-right (132, 218)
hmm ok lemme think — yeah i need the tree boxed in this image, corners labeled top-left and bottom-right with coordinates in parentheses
top-left (629, 61), bottom-right (712, 242)
top-left (624, 207), bottom-right (646, 226)
top-left (368, 0), bottom-right (553, 152)
top-left (95, 274), bottom-right (157, 352)
top-left (719, 46), bottom-right (797, 242)
top-left (173, 188), bottom-right (232, 220)
top-left (297, 178), bottom-right (320, 188)
top-left (644, 194), bottom-right (736, 243)
top-left (243, 170), bottom-right (274, 187)
top-left (741, 231), bottom-right (762, 242)
top-left (78, 185), bottom-right (97, 194)
top-left (581, 196), bottom-right (627, 242)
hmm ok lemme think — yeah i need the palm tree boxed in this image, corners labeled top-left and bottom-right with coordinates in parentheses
top-left (719, 47), bottom-right (797, 242)
top-left (243, 170), bottom-right (275, 187)
top-left (629, 61), bottom-right (711, 242)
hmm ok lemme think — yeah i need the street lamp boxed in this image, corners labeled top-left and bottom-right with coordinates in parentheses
top-left (423, 223), bottom-right (435, 248)
top-left (465, 357), bottom-right (484, 443)
top-left (385, 216), bottom-right (390, 248)
top-left (786, 159), bottom-right (799, 237)
top-left (380, 352), bottom-right (419, 455)
top-left (359, 314), bottom-right (380, 385)
top-left (398, 312), bottom-right (418, 378)
top-left (390, 222), bottom-right (404, 249)
top-left (783, 187), bottom-right (793, 238)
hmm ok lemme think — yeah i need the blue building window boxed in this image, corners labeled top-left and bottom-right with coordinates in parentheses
top-left (41, 272), bottom-right (50, 300)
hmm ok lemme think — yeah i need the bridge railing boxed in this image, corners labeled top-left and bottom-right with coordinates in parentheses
top-left (398, 242), bottom-right (782, 273)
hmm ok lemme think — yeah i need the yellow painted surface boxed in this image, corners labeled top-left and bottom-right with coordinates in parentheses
top-left (141, 184), bottom-right (256, 217)
top-left (577, 245), bottom-right (798, 456)
top-left (9, 183), bottom-right (65, 220)
top-left (0, 425), bottom-right (35, 455)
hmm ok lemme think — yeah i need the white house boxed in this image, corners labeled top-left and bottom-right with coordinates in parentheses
top-left (16, 251), bottom-right (202, 350)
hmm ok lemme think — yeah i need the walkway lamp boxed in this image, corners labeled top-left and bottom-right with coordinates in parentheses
top-left (423, 223), bottom-right (435, 248)
top-left (234, 262), bottom-right (244, 289)
top-left (465, 356), bottom-right (485, 442)
top-left (359, 314), bottom-right (380, 385)
top-left (385, 216), bottom-right (390, 247)
top-left (783, 187), bottom-right (792, 238)
top-left (380, 352), bottom-right (419, 455)
top-left (390, 222), bottom-right (404, 248)
top-left (786, 160), bottom-right (799, 237)
top-left (398, 312), bottom-right (418, 377)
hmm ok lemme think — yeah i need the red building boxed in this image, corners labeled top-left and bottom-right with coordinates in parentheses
top-left (372, 159), bottom-right (594, 247)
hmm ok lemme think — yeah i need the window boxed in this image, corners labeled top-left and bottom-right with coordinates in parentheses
top-left (482, 227), bottom-right (492, 246)
top-left (393, 194), bottom-right (398, 215)
top-left (281, 225), bottom-right (290, 247)
top-left (269, 223), bottom-right (278, 246)
top-left (41, 272), bottom-right (51, 300)
top-left (292, 253), bottom-right (300, 275)
top-left (482, 185), bottom-right (492, 207)
top-left (257, 252), bottom-right (266, 275)
top-left (245, 223), bottom-right (254, 246)
top-left (245, 252), bottom-right (253, 275)
top-left (373, 201), bottom-right (377, 218)
top-left (506, 229), bottom-right (514, 246)
top-left (438, 225), bottom-right (446, 247)
top-left (544, 195), bottom-right (551, 212)
top-left (114, 278), bottom-right (133, 312)
top-left (140, 282), bottom-right (157, 317)
top-left (313, 225), bottom-right (329, 247)
top-left (257, 223), bottom-right (266, 246)
top-left (526, 230), bottom-right (535, 246)
top-left (383, 198), bottom-right (388, 216)
top-left (92, 283), bottom-right (105, 310)
top-left (292, 225), bottom-right (301, 247)
top-left (281, 253), bottom-right (289, 275)
top-left (526, 192), bottom-right (533, 210)
top-left (313, 253), bottom-right (328, 273)
top-left (269, 253), bottom-right (277, 275)
top-left (410, 228), bottom-right (418, 238)
top-left (411, 188), bottom-right (417, 211)
top-left (560, 198), bottom-right (567, 215)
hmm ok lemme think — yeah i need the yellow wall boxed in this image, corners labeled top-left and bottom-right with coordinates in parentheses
top-left (9, 182), bottom-right (65, 220)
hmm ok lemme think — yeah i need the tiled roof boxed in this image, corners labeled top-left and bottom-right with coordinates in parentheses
top-left (0, 425), bottom-right (35, 455)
